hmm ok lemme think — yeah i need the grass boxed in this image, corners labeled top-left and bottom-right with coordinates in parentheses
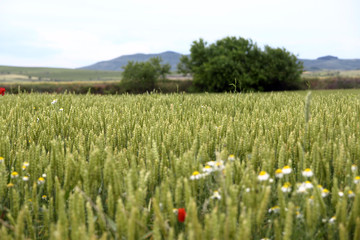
top-left (1, 90), bottom-right (360, 239)
top-left (302, 70), bottom-right (360, 79)
top-left (0, 65), bottom-right (123, 83)
top-left (0, 66), bottom-right (187, 84)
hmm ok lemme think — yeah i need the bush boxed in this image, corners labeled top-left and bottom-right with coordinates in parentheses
top-left (121, 57), bottom-right (171, 93)
top-left (178, 36), bottom-right (303, 92)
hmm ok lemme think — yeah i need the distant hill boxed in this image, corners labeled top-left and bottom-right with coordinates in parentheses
top-left (301, 56), bottom-right (360, 71)
top-left (316, 55), bottom-right (338, 61)
top-left (80, 51), bottom-right (183, 71)
top-left (81, 52), bottom-right (360, 72)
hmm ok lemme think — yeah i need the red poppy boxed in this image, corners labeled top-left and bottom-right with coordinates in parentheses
top-left (177, 208), bottom-right (186, 222)
top-left (0, 88), bottom-right (5, 96)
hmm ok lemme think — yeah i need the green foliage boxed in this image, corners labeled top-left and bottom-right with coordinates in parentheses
top-left (178, 36), bottom-right (303, 92)
top-left (0, 80), bottom-right (193, 95)
top-left (0, 90), bottom-right (360, 239)
top-left (121, 57), bottom-right (171, 93)
top-left (177, 55), bottom-right (192, 76)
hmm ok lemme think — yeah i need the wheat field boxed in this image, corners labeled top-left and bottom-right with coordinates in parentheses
top-left (0, 90), bottom-right (360, 239)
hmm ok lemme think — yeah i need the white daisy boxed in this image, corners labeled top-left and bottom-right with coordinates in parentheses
top-left (281, 182), bottom-right (292, 193)
top-left (329, 216), bottom-right (336, 224)
top-left (348, 190), bottom-right (355, 198)
top-left (302, 168), bottom-right (313, 177)
top-left (268, 206), bottom-right (280, 213)
top-left (303, 181), bottom-right (313, 189)
top-left (202, 165), bottom-right (213, 173)
top-left (275, 169), bottom-right (284, 178)
top-left (190, 171), bottom-right (202, 180)
top-left (282, 165), bottom-right (292, 175)
top-left (321, 189), bottom-right (330, 197)
top-left (210, 190), bottom-right (221, 200)
top-left (258, 171), bottom-right (270, 181)
top-left (354, 176), bottom-right (360, 184)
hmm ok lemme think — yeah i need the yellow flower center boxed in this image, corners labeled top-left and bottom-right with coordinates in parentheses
top-left (283, 182), bottom-right (291, 187)
top-left (192, 171), bottom-right (200, 176)
top-left (259, 171), bottom-right (267, 176)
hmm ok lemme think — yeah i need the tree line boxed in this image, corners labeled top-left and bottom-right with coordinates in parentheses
top-left (121, 36), bottom-right (303, 93)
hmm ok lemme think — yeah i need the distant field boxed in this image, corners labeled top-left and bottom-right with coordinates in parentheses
top-left (0, 65), bottom-right (123, 83)
top-left (2, 65), bottom-right (360, 84)
top-left (2, 65), bottom-right (360, 93)
top-left (0, 66), bottom-right (187, 84)
top-left (302, 70), bottom-right (360, 78)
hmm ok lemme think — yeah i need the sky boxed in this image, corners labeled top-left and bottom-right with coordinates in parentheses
top-left (0, 0), bottom-right (359, 68)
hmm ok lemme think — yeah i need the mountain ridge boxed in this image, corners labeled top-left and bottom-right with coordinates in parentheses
top-left (80, 51), bottom-right (182, 71)
top-left (80, 52), bottom-right (360, 72)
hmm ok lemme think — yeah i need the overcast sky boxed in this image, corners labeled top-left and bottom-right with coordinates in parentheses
top-left (0, 0), bottom-right (359, 68)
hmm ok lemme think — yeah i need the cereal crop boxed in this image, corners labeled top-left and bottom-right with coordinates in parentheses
top-left (1, 91), bottom-right (360, 239)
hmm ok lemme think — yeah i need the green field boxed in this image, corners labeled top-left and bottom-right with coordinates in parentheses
top-left (0, 66), bottom-right (123, 83)
top-left (1, 90), bottom-right (360, 239)
top-left (302, 70), bottom-right (360, 79)
top-left (2, 65), bottom-right (360, 87)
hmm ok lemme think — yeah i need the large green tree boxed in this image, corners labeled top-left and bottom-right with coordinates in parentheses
top-left (177, 37), bottom-right (303, 92)
top-left (121, 57), bottom-right (171, 93)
